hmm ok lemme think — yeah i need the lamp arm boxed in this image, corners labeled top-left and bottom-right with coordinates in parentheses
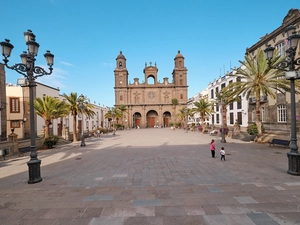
top-left (3, 62), bottom-right (27, 77)
top-left (32, 66), bottom-right (53, 78)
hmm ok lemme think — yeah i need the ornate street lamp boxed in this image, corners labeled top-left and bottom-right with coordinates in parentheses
top-left (1, 30), bottom-right (54, 184)
top-left (77, 94), bottom-right (86, 147)
top-left (264, 24), bottom-right (300, 175)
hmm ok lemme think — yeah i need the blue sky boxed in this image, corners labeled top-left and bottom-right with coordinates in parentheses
top-left (1, 0), bottom-right (299, 107)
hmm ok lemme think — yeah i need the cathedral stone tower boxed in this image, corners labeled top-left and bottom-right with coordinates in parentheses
top-left (114, 51), bottom-right (188, 128)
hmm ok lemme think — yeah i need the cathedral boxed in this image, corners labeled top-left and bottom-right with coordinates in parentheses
top-left (114, 50), bottom-right (188, 128)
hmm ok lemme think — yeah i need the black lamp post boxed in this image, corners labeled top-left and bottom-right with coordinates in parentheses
top-left (1, 30), bottom-right (54, 184)
top-left (78, 94), bottom-right (86, 147)
top-left (264, 24), bottom-right (300, 175)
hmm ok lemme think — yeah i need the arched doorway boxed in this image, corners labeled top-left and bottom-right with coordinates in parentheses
top-left (146, 110), bottom-right (158, 128)
top-left (133, 112), bottom-right (142, 128)
top-left (163, 111), bottom-right (171, 127)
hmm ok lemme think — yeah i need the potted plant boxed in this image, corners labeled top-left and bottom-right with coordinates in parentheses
top-left (43, 136), bottom-right (58, 149)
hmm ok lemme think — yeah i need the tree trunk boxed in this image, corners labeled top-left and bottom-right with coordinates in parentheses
top-left (255, 96), bottom-right (262, 143)
top-left (73, 115), bottom-right (78, 142)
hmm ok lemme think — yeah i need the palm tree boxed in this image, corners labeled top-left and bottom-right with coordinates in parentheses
top-left (171, 98), bottom-right (178, 122)
top-left (176, 107), bottom-right (192, 128)
top-left (214, 90), bottom-right (238, 129)
top-left (192, 99), bottom-right (214, 132)
top-left (118, 104), bottom-right (127, 127)
top-left (63, 92), bottom-right (95, 142)
top-left (226, 48), bottom-right (297, 142)
top-left (34, 96), bottom-right (69, 138)
top-left (104, 107), bottom-right (122, 128)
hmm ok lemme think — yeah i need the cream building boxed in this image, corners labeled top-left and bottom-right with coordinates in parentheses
top-left (245, 8), bottom-right (300, 132)
top-left (114, 51), bottom-right (188, 128)
top-left (5, 79), bottom-right (109, 140)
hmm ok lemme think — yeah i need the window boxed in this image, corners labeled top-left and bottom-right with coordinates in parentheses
top-left (211, 89), bottom-right (214, 99)
top-left (237, 112), bottom-right (242, 125)
top-left (236, 76), bottom-right (241, 82)
top-left (216, 103), bottom-right (219, 112)
top-left (261, 107), bottom-right (265, 122)
top-left (211, 114), bottom-right (215, 124)
top-left (120, 95), bottom-right (123, 101)
top-left (179, 79), bottom-right (183, 85)
top-left (221, 83), bottom-right (226, 90)
top-left (277, 104), bottom-right (287, 122)
top-left (11, 120), bottom-right (20, 128)
top-left (119, 61), bottom-right (122, 68)
top-left (215, 87), bottom-right (219, 94)
top-left (276, 42), bottom-right (285, 57)
top-left (230, 113), bottom-right (234, 124)
top-left (86, 121), bottom-right (89, 130)
top-left (251, 110), bottom-right (256, 122)
top-left (237, 96), bottom-right (242, 109)
top-left (216, 114), bottom-right (220, 124)
top-left (229, 103), bottom-right (233, 110)
top-left (180, 94), bottom-right (183, 100)
top-left (10, 98), bottom-right (20, 113)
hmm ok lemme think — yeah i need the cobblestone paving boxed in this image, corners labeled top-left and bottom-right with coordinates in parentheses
top-left (0, 128), bottom-right (299, 225)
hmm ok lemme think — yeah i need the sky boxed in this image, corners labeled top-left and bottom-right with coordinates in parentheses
top-left (1, 0), bottom-right (299, 107)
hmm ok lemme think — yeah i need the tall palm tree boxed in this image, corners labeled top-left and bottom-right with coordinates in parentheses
top-left (192, 99), bottom-right (214, 132)
top-left (176, 107), bottom-right (192, 128)
top-left (105, 107), bottom-right (122, 130)
top-left (34, 96), bottom-right (69, 138)
top-left (226, 48), bottom-right (298, 142)
top-left (118, 104), bottom-right (127, 126)
top-left (214, 90), bottom-right (238, 129)
top-left (63, 92), bottom-right (95, 142)
top-left (171, 98), bottom-right (178, 123)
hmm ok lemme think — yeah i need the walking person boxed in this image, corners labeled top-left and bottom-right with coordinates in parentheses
top-left (97, 129), bottom-right (100, 138)
top-left (220, 147), bottom-right (226, 161)
top-left (210, 139), bottom-right (216, 158)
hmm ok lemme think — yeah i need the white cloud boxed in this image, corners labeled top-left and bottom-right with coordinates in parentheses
top-left (60, 61), bottom-right (75, 67)
top-left (36, 66), bottom-right (68, 89)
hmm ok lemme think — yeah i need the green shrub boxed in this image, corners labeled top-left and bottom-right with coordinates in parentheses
top-left (43, 136), bottom-right (58, 148)
top-left (247, 123), bottom-right (265, 135)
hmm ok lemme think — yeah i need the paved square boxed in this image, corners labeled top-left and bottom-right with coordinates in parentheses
top-left (0, 128), bottom-right (299, 224)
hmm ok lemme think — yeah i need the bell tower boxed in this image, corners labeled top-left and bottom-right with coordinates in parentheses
top-left (172, 50), bottom-right (187, 86)
top-left (114, 51), bottom-right (129, 106)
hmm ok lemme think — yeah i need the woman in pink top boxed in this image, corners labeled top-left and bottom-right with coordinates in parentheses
top-left (210, 139), bottom-right (216, 158)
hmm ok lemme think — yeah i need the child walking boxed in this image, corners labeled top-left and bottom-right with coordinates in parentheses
top-left (210, 139), bottom-right (215, 158)
top-left (220, 147), bottom-right (226, 161)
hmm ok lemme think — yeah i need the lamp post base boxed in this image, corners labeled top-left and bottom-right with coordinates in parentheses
top-left (287, 152), bottom-right (300, 176)
top-left (27, 158), bottom-right (42, 184)
top-left (80, 135), bottom-right (86, 147)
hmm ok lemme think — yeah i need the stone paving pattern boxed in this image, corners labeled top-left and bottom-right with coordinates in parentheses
top-left (0, 128), bottom-right (300, 225)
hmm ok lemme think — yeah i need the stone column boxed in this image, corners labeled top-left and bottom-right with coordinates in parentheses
top-left (8, 131), bottom-right (18, 155)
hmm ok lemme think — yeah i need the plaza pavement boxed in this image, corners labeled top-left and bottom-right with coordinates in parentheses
top-left (0, 128), bottom-right (299, 225)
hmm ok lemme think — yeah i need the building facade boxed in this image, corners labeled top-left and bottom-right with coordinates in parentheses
top-left (207, 71), bottom-right (249, 130)
top-left (114, 51), bottom-right (188, 128)
top-left (5, 79), bottom-right (109, 140)
top-left (245, 8), bottom-right (300, 132)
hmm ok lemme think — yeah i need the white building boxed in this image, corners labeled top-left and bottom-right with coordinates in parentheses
top-left (207, 70), bottom-right (249, 130)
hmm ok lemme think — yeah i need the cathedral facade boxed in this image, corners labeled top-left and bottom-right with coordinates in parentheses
top-left (114, 51), bottom-right (188, 128)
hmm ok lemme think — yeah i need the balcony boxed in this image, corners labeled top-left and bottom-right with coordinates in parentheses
top-left (249, 96), bottom-right (268, 104)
